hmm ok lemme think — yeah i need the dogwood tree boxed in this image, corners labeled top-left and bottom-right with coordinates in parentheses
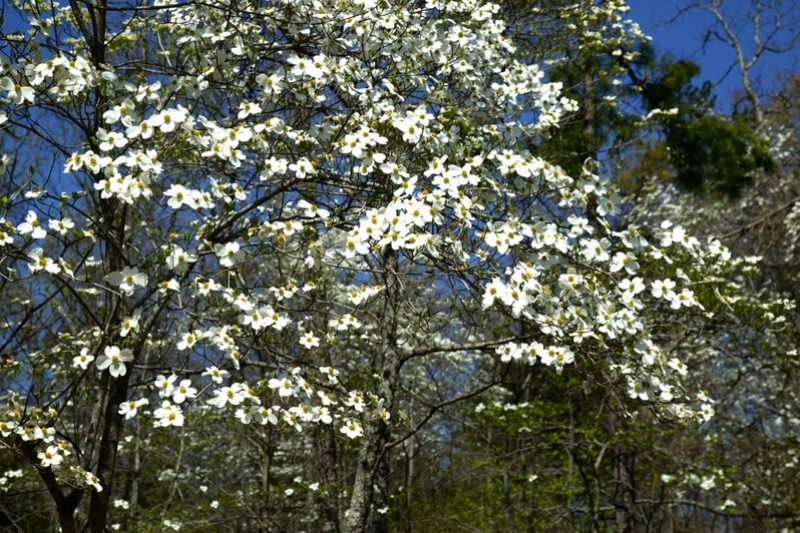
top-left (0, 0), bottom-right (781, 530)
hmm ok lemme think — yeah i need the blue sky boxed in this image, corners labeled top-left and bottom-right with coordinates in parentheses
top-left (628, 0), bottom-right (799, 112)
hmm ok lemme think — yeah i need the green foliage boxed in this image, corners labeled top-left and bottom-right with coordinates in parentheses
top-left (665, 114), bottom-right (776, 195)
top-left (634, 48), bottom-right (776, 196)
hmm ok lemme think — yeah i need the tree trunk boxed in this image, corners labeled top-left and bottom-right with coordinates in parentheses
top-left (344, 247), bottom-right (401, 532)
top-left (344, 412), bottom-right (391, 532)
top-left (85, 373), bottom-right (132, 531)
top-left (609, 412), bottom-right (636, 532)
